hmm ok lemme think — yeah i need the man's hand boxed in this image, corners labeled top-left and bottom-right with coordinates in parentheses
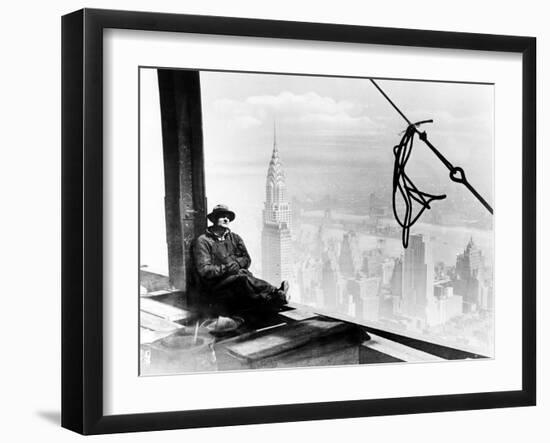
top-left (224, 261), bottom-right (240, 275)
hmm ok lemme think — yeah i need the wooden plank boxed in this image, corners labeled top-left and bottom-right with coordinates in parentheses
top-left (148, 289), bottom-right (175, 297)
top-left (140, 268), bottom-right (171, 293)
top-left (251, 335), bottom-right (360, 369)
top-left (222, 317), bottom-right (353, 361)
top-left (140, 289), bottom-right (176, 298)
top-left (359, 345), bottom-right (405, 364)
top-left (140, 327), bottom-right (180, 344)
top-left (279, 308), bottom-right (317, 321)
top-left (140, 298), bottom-right (191, 322)
top-left (362, 333), bottom-right (445, 362)
top-left (140, 311), bottom-right (183, 332)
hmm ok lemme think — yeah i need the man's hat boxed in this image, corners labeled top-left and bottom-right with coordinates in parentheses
top-left (207, 204), bottom-right (236, 223)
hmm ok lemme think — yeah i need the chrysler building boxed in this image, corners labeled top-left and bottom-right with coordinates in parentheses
top-left (261, 127), bottom-right (292, 284)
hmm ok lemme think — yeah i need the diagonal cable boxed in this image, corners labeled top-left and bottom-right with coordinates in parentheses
top-left (370, 79), bottom-right (494, 215)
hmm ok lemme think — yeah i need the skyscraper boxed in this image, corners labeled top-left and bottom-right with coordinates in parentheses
top-left (261, 127), bottom-right (292, 285)
top-left (297, 257), bottom-right (322, 304)
top-left (312, 225), bottom-right (326, 259)
top-left (339, 231), bottom-right (360, 277)
top-left (401, 234), bottom-right (435, 326)
top-left (453, 237), bottom-right (487, 312)
top-left (456, 237), bottom-right (484, 280)
top-left (347, 275), bottom-right (381, 322)
top-left (430, 284), bottom-right (463, 325)
top-left (321, 253), bottom-right (342, 311)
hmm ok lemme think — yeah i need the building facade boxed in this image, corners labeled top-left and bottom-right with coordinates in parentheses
top-left (453, 237), bottom-right (488, 312)
top-left (261, 127), bottom-right (293, 285)
top-left (401, 234), bottom-right (435, 326)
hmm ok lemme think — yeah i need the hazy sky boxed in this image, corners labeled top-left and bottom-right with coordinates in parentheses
top-left (200, 70), bottom-right (494, 193)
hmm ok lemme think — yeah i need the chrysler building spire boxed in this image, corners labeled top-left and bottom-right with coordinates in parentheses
top-left (262, 124), bottom-right (292, 284)
top-left (264, 124), bottom-right (289, 220)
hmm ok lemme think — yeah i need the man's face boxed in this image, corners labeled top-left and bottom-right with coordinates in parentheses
top-left (215, 215), bottom-right (231, 229)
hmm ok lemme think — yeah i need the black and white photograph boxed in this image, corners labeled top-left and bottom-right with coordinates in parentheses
top-left (139, 69), bottom-right (495, 375)
top-left (2, 0), bottom-right (545, 440)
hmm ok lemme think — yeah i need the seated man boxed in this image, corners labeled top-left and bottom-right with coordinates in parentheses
top-left (193, 204), bottom-right (289, 313)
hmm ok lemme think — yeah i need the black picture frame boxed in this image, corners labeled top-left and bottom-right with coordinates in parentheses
top-left (61, 8), bottom-right (536, 435)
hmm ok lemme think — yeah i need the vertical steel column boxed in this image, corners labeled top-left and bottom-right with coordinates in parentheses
top-left (157, 69), bottom-right (207, 292)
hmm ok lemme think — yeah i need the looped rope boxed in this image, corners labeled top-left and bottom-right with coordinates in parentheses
top-left (392, 122), bottom-right (446, 248)
top-left (369, 78), bottom-right (494, 248)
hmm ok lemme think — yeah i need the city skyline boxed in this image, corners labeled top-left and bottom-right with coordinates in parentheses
top-left (253, 120), bottom-right (493, 356)
top-left (139, 68), bottom-right (495, 356)
top-left (199, 71), bottom-right (494, 265)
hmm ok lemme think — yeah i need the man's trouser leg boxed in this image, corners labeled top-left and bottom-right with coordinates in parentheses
top-left (213, 271), bottom-right (282, 307)
top-left (239, 271), bottom-right (278, 300)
